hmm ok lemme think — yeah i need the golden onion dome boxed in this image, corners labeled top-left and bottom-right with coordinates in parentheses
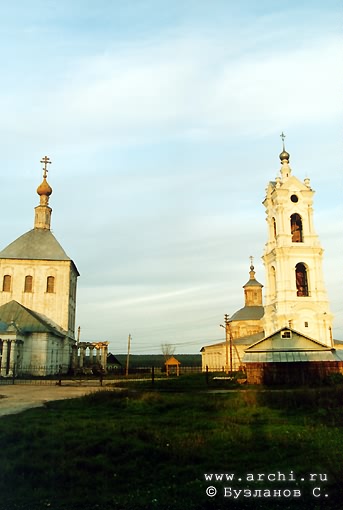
top-left (279, 149), bottom-right (290, 162)
top-left (37, 177), bottom-right (52, 196)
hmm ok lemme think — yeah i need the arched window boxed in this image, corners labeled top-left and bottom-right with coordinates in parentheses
top-left (2, 275), bottom-right (11, 292)
top-left (46, 276), bottom-right (55, 293)
top-left (295, 263), bottom-right (308, 296)
top-left (24, 275), bottom-right (33, 293)
top-left (290, 213), bottom-right (303, 242)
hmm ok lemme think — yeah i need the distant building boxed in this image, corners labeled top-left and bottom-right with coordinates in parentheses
top-left (202, 137), bottom-right (342, 382)
top-left (165, 356), bottom-right (181, 376)
top-left (0, 157), bottom-right (79, 375)
top-left (107, 353), bottom-right (122, 371)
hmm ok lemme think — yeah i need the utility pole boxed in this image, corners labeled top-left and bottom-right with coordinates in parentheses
top-left (220, 315), bottom-right (229, 375)
top-left (221, 314), bottom-right (233, 375)
top-left (225, 315), bottom-right (233, 375)
top-left (125, 334), bottom-right (131, 377)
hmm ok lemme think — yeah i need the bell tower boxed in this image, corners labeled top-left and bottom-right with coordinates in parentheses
top-left (262, 134), bottom-right (333, 346)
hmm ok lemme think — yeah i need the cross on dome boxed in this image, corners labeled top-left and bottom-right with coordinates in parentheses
top-left (40, 156), bottom-right (51, 179)
top-left (36, 155), bottom-right (53, 200)
top-left (279, 132), bottom-right (290, 163)
top-left (280, 132), bottom-right (286, 150)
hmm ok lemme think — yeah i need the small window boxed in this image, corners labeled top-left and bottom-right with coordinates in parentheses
top-left (281, 330), bottom-right (292, 339)
top-left (304, 322), bottom-right (309, 328)
top-left (290, 194), bottom-right (298, 203)
top-left (2, 275), bottom-right (11, 292)
top-left (46, 276), bottom-right (55, 293)
top-left (24, 275), bottom-right (33, 293)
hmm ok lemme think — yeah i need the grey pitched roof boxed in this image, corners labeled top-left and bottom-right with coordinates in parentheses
top-left (0, 228), bottom-right (70, 261)
top-left (0, 300), bottom-right (66, 337)
top-left (200, 331), bottom-right (264, 351)
top-left (234, 331), bottom-right (265, 345)
top-left (230, 305), bottom-right (264, 321)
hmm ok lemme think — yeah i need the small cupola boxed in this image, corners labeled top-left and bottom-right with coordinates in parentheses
top-left (243, 257), bottom-right (263, 306)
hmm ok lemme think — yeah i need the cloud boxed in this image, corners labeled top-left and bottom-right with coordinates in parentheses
top-left (1, 25), bottom-right (341, 148)
top-left (59, 35), bottom-right (341, 141)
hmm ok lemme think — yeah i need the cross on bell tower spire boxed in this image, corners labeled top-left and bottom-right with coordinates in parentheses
top-left (280, 132), bottom-right (286, 151)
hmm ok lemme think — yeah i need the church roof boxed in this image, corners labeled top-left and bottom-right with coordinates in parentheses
top-left (0, 229), bottom-right (78, 272)
top-left (243, 278), bottom-right (263, 288)
top-left (0, 300), bottom-right (66, 337)
top-left (234, 331), bottom-right (265, 345)
top-left (230, 305), bottom-right (264, 321)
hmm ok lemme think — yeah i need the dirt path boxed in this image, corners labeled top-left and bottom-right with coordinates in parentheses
top-left (0, 384), bottom-right (107, 417)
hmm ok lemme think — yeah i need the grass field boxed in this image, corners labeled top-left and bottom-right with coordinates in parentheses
top-left (0, 375), bottom-right (342, 510)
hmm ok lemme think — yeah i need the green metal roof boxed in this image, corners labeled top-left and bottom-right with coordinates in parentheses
top-left (243, 351), bottom-right (337, 363)
top-left (0, 300), bottom-right (65, 337)
top-left (243, 327), bottom-right (336, 363)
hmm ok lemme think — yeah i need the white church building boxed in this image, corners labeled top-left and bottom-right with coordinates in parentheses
top-left (202, 138), bottom-right (343, 383)
top-left (0, 157), bottom-right (79, 376)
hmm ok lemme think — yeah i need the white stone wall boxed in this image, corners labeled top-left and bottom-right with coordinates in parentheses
top-left (201, 344), bottom-right (243, 372)
top-left (0, 258), bottom-right (77, 337)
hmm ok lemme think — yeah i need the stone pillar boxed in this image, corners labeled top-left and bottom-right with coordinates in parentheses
top-left (96, 347), bottom-right (100, 364)
top-left (1, 341), bottom-right (8, 376)
top-left (9, 340), bottom-right (16, 372)
top-left (71, 345), bottom-right (78, 369)
top-left (101, 345), bottom-right (108, 372)
top-left (79, 345), bottom-right (85, 368)
top-left (89, 347), bottom-right (94, 365)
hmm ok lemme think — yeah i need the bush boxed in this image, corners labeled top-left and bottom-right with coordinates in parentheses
top-left (323, 372), bottom-right (343, 386)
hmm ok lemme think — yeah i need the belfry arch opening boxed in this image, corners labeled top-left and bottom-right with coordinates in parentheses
top-left (290, 213), bottom-right (303, 242)
top-left (295, 263), bottom-right (308, 297)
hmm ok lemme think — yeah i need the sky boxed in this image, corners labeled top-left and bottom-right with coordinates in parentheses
top-left (0, 1), bottom-right (341, 354)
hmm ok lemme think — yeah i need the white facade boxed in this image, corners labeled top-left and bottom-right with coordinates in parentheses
top-left (0, 157), bottom-right (79, 374)
top-left (262, 146), bottom-right (333, 346)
